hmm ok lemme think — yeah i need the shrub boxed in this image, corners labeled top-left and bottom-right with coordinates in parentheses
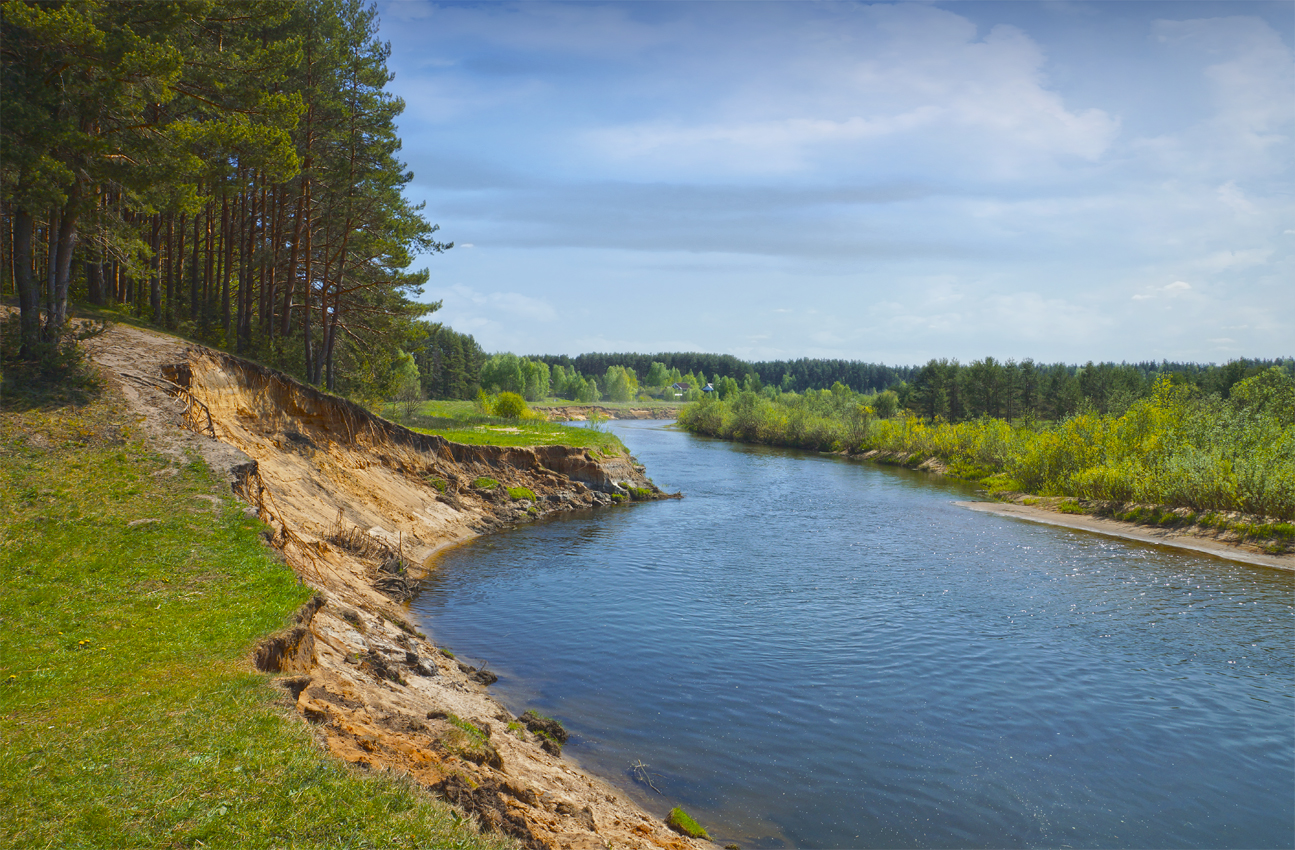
top-left (492, 391), bottom-right (530, 420)
top-left (507, 486), bottom-right (536, 501)
top-left (471, 477), bottom-right (498, 490)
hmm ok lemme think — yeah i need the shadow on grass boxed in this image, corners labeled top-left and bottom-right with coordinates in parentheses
top-left (1, 314), bottom-right (106, 413)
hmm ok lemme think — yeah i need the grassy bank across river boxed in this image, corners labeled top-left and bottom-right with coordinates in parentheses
top-left (957, 500), bottom-right (1295, 570)
top-left (678, 372), bottom-right (1295, 553)
top-left (385, 399), bottom-right (631, 453)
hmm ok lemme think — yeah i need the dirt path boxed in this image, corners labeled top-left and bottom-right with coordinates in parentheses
top-left (956, 500), bottom-right (1295, 571)
top-left (84, 323), bottom-right (714, 850)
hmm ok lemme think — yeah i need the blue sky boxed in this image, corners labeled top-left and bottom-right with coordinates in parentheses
top-left (376, 0), bottom-right (1293, 364)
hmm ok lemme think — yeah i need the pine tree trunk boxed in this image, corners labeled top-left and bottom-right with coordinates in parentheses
top-left (149, 214), bottom-right (162, 322)
top-left (281, 180), bottom-right (304, 339)
top-left (163, 215), bottom-right (174, 324)
top-left (45, 210), bottom-right (58, 334)
top-left (221, 195), bottom-right (232, 341)
top-left (13, 209), bottom-right (41, 359)
top-left (203, 200), bottom-right (215, 335)
top-left (189, 211), bottom-right (200, 321)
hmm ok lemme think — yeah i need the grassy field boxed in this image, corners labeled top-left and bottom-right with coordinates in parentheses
top-left (0, 383), bottom-right (511, 849)
top-left (385, 400), bottom-right (629, 454)
top-left (533, 399), bottom-right (685, 413)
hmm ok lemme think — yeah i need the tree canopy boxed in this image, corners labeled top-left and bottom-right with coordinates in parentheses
top-left (2, 0), bottom-right (446, 398)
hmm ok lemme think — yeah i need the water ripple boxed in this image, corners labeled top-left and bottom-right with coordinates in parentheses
top-left (413, 421), bottom-right (1294, 849)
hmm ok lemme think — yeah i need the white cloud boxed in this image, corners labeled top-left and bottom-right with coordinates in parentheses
top-left (1191, 248), bottom-right (1272, 273)
top-left (438, 284), bottom-right (558, 323)
top-left (1145, 16), bottom-right (1294, 179)
top-left (382, 4), bottom-right (1293, 361)
top-left (1217, 181), bottom-right (1258, 215)
top-left (581, 8), bottom-right (1119, 179)
top-left (1133, 280), bottom-right (1193, 301)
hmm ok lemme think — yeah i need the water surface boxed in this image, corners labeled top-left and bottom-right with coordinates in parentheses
top-left (413, 421), bottom-right (1294, 848)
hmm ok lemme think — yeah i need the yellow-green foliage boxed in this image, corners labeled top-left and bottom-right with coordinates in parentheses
top-left (679, 372), bottom-right (1295, 519)
top-left (474, 391), bottom-right (532, 420)
top-left (490, 391), bottom-right (531, 420)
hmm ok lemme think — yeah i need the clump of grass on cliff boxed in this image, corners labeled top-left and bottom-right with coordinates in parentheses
top-left (390, 398), bottom-right (627, 454)
top-left (666, 806), bottom-right (710, 840)
top-left (0, 381), bottom-right (513, 849)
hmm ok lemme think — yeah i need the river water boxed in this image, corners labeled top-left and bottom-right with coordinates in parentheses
top-left (412, 420), bottom-right (1294, 849)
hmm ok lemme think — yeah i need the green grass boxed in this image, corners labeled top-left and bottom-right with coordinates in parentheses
top-left (0, 385), bottom-right (511, 849)
top-left (666, 806), bottom-right (710, 840)
top-left (533, 399), bottom-right (685, 411)
top-left (506, 486), bottom-right (536, 501)
top-left (385, 400), bottom-right (627, 454)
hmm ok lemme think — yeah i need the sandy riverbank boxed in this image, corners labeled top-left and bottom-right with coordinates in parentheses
top-left (85, 323), bottom-right (714, 850)
top-left (956, 500), bottom-right (1295, 571)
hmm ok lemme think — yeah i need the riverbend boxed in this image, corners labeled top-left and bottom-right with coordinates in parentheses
top-left (415, 420), bottom-right (1294, 849)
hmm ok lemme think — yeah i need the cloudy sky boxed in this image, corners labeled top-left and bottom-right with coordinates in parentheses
top-left (376, 0), bottom-right (1293, 364)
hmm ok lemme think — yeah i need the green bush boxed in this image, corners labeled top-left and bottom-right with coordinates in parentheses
top-left (507, 486), bottom-right (536, 501)
top-left (492, 391), bottom-right (529, 420)
top-left (471, 477), bottom-right (498, 490)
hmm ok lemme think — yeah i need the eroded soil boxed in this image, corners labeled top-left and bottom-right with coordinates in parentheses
top-left (84, 324), bottom-right (712, 850)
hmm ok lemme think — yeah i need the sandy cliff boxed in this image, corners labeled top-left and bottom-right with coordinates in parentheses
top-left (86, 324), bottom-right (710, 850)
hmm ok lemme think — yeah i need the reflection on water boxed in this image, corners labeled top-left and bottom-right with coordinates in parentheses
top-left (413, 421), bottom-right (1294, 849)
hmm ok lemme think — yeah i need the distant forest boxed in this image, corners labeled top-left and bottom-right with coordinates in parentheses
top-left (532, 352), bottom-right (917, 395)
top-left (417, 347), bottom-right (1293, 424)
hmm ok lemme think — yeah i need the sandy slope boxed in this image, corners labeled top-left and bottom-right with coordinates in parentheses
top-left (956, 500), bottom-right (1294, 571)
top-left (85, 323), bottom-right (713, 850)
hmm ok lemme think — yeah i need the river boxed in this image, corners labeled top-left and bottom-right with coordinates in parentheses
top-left (412, 420), bottom-right (1294, 849)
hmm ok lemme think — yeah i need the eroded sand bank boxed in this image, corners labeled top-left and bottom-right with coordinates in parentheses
top-left (86, 323), bottom-right (714, 850)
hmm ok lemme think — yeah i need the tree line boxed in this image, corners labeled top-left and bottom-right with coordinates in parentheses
top-left (516, 351), bottom-right (1291, 418)
top-left (905, 357), bottom-right (1292, 422)
top-left (679, 369), bottom-right (1295, 521)
top-left (529, 352), bottom-right (919, 395)
top-left (2, 0), bottom-right (445, 401)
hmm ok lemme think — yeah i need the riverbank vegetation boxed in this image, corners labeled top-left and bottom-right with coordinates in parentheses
top-left (0, 383), bottom-right (508, 849)
top-left (389, 399), bottom-right (627, 454)
top-left (418, 347), bottom-right (1292, 418)
top-left (678, 369), bottom-right (1295, 527)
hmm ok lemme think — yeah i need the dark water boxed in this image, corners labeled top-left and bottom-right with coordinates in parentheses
top-left (412, 421), bottom-right (1295, 849)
